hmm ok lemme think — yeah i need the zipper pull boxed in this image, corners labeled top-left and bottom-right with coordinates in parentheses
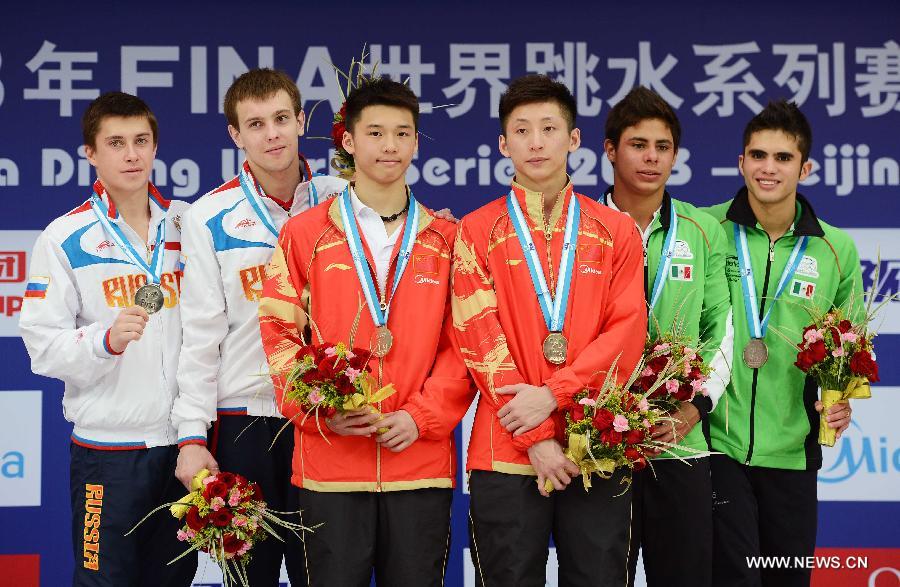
top-left (769, 241), bottom-right (775, 262)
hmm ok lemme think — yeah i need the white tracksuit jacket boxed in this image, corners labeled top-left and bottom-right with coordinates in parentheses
top-left (169, 159), bottom-right (347, 447)
top-left (20, 180), bottom-right (188, 449)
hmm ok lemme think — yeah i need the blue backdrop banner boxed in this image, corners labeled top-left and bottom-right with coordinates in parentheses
top-left (0, 1), bottom-right (897, 585)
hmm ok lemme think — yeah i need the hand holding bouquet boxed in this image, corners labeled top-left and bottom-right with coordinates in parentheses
top-left (550, 354), bottom-right (708, 493)
top-left (794, 309), bottom-right (877, 446)
top-left (129, 469), bottom-right (309, 587)
top-left (283, 342), bottom-right (397, 438)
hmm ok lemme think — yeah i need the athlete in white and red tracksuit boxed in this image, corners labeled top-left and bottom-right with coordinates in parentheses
top-left (20, 92), bottom-right (195, 587)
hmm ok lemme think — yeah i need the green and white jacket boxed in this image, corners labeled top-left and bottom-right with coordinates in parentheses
top-left (704, 187), bottom-right (864, 471)
top-left (603, 189), bottom-right (733, 458)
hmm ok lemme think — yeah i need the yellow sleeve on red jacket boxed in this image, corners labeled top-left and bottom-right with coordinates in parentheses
top-left (544, 220), bottom-right (647, 410)
top-left (400, 305), bottom-right (476, 441)
top-left (451, 217), bottom-right (557, 451)
top-left (258, 228), bottom-right (310, 428)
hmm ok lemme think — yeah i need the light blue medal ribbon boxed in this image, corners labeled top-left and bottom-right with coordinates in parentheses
top-left (239, 162), bottom-right (321, 239)
top-left (338, 186), bottom-right (419, 328)
top-left (598, 193), bottom-right (676, 314)
top-left (89, 192), bottom-right (166, 285)
top-left (648, 200), bottom-right (678, 313)
top-left (506, 190), bottom-right (580, 334)
top-left (734, 224), bottom-right (808, 339)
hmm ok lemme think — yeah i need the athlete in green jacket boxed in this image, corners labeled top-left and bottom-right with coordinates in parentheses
top-left (601, 87), bottom-right (732, 587)
top-left (704, 99), bottom-right (860, 587)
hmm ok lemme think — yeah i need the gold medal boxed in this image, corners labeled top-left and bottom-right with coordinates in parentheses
top-left (742, 338), bottom-right (769, 369)
top-left (543, 332), bottom-right (568, 365)
top-left (134, 283), bottom-right (165, 314)
top-left (371, 326), bottom-right (394, 358)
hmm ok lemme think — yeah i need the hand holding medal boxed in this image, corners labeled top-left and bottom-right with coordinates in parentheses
top-left (107, 306), bottom-right (149, 353)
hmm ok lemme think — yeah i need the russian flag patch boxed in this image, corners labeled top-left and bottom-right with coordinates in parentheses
top-left (24, 276), bottom-right (50, 299)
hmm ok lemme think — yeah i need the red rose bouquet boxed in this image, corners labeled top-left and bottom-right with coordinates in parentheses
top-left (283, 341), bottom-right (397, 437)
top-left (793, 308), bottom-right (877, 446)
top-left (554, 385), bottom-right (661, 494)
top-left (632, 332), bottom-right (711, 412)
top-left (548, 353), bottom-right (712, 493)
top-left (128, 469), bottom-right (309, 587)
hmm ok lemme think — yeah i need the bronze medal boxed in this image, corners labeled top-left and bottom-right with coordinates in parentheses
top-left (742, 338), bottom-right (769, 369)
top-left (543, 332), bottom-right (568, 365)
top-left (134, 283), bottom-right (165, 314)
top-left (371, 326), bottom-right (394, 358)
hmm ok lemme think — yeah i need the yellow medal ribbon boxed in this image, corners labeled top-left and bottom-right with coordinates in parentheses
top-left (543, 433), bottom-right (617, 493)
top-left (170, 468), bottom-right (211, 519)
top-left (819, 376), bottom-right (872, 447)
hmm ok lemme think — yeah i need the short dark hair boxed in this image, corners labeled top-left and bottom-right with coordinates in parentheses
top-left (82, 92), bottom-right (158, 149)
top-left (224, 68), bottom-right (302, 130)
top-left (743, 99), bottom-right (813, 162)
top-left (498, 74), bottom-right (577, 134)
top-left (605, 86), bottom-right (681, 150)
top-left (344, 77), bottom-right (419, 133)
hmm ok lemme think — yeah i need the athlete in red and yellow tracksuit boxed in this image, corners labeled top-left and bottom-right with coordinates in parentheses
top-left (452, 180), bottom-right (647, 586)
top-left (258, 196), bottom-right (472, 585)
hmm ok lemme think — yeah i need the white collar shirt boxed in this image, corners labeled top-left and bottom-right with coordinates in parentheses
top-left (350, 187), bottom-right (402, 293)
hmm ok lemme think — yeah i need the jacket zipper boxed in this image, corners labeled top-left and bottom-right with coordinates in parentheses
top-left (541, 198), bottom-right (556, 297)
top-left (745, 238), bottom-right (777, 465)
top-left (372, 240), bottom-right (403, 494)
top-left (376, 358), bottom-right (383, 492)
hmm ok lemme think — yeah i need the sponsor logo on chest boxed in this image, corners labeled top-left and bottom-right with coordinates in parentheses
top-left (796, 254), bottom-right (819, 278)
top-left (673, 239), bottom-right (693, 260)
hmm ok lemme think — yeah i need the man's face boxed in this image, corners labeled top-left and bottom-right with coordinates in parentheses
top-left (228, 89), bottom-right (304, 175)
top-left (604, 118), bottom-right (676, 198)
top-left (84, 115), bottom-right (157, 196)
top-left (739, 129), bottom-right (811, 206)
top-left (499, 101), bottom-right (580, 191)
top-left (342, 105), bottom-right (417, 187)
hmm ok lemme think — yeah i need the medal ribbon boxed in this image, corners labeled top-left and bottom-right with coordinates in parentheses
top-left (648, 199), bottom-right (677, 313)
top-left (89, 187), bottom-right (166, 284)
top-left (734, 224), bottom-right (808, 339)
top-left (507, 189), bottom-right (580, 333)
top-left (339, 186), bottom-right (419, 327)
top-left (600, 194), bottom-right (677, 314)
top-left (239, 160), bottom-right (320, 239)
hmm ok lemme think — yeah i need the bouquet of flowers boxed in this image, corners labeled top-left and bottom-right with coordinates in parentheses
top-left (548, 355), bottom-right (705, 493)
top-left (793, 308), bottom-right (877, 446)
top-left (128, 469), bottom-right (309, 587)
top-left (283, 341), bottom-right (397, 437)
top-left (632, 332), bottom-right (711, 412)
top-left (557, 386), bottom-right (661, 493)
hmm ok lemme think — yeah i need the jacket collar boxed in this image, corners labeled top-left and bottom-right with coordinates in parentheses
top-left (603, 186), bottom-right (672, 231)
top-left (91, 178), bottom-right (170, 221)
top-left (725, 186), bottom-right (824, 237)
top-left (327, 185), bottom-right (434, 237)
top-left (510, 176), bottom-right (574, 231)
